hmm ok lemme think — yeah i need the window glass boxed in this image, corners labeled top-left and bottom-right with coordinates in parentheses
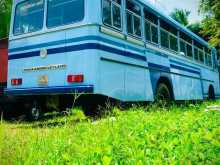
top-left (170, 35), bottom-right (178, 51)
top-left (145, 21), bottom-right (151, 41)
top-left (180, 40), bottom-right (186, 55)
top-left (160, 20), bottom-right (177, 35)
top-left (103, 0), bottom-right (111, 26)
top-left (103, 0), bottom-right (122, 30)
top-left (207, 54), bottom-right (212, 66)
top-left (126, 0), bottom-right (141, 15)
top-left (194, 48), bottom-right (199, 61)
top-left (186, 44), bottom-right (193, 57)
top-left (194, 41), bottom-right (203, 50)
top-left (151, 25), bottom-right (158, 44)
top-left (126, 0), bottom-right (142, 37)
top-left (144, 9), bottom-right (158, 25)
top-left (133, 16), bottom-right (141, 37)
top-left (180, 32), bottom-right (192, 43)
top-left (112, 0), bottom-right (121, 5)
top-left (112, 3), bottom-right (121, 29)
top-left (127, 12), bottom-right (133, 34)
top-left (161, 30), bottom-right (169, 48)
top-left (47, 0), bottom-right (84, 28)
top-left (199, 49), bottom-right (204, 63)
top-left (14, 0), bottom-right (44, 35)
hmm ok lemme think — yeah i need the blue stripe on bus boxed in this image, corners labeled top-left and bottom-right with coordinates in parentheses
top-left (4, 85), bottom-right (94, 96)
top-left (148, 63), bottom-right (170, 72)
top-left (8, 43), bottom-right (147, 61)
top-left (148, 62), bottom-right (200, 75)
top-left (9, 35), bottom-right (145, 54)
top-left (170, 64), bottom-right (200, 75)
top-left (170, 59), bottom-right (200, 71)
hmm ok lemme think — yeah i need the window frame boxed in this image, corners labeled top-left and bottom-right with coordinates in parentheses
top-left (198, 47), bottom-right (205, 64)
top-left (126, 0), bottom-right (142, 38)
top-left (46, 0), bottom-right (85, 28)
top-left (144, 19), bottom-right (158, 45)
top-left (13, 0), bottom-right (45, 36)
top-left (102, 0), bottom-right (122, 31)
top-left (160, 26), bottom-right (179, 53)
top-left (206, 53), bottom-right (212, 67)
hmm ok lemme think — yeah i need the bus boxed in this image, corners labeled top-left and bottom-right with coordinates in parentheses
top-left (5, 0), bottom-right (219, 119)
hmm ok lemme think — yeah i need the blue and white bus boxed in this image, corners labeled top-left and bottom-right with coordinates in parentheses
top-left (6, 0), bottom-right (219, 118)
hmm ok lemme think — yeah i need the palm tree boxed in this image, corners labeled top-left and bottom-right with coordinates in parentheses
top-left (170, 8), bottom-right (191, 26)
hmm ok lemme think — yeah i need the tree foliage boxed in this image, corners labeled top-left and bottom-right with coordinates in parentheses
top-left (170, 8), bottom-right (191, 26)
top-left (187, 22), bottom-right (204, 39)
top-left (199, 0), bottom-right (220, 53)
top-left (0, 0), bottom-right (12, 39)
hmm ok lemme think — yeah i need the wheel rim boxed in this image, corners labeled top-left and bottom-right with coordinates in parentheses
top-left (31, 107), bottom-right (40, 120)
top-left (30, 102), bottom-right (41, 120)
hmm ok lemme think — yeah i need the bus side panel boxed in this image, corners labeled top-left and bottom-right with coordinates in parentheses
top-left (99, 59), bottom-right (125, 100)
top-left (201, 69), bottom-right (220, 97)
top-left (169, 58), bottom-right (203, 100)
top-left (171, 74), bottom-right (203, 100)
top-left (147, 50), bottom-right (171, 99)
top-left (125, 66), bottom-right (153, 102)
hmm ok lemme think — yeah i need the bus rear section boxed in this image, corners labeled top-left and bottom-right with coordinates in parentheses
top-left (6, 0), bottom-right (99, 119)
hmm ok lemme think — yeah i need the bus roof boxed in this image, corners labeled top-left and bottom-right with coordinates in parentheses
top-left (13, 0), bottom-right (209, 47)
top-left (138, 0), bottom-right (209, 47)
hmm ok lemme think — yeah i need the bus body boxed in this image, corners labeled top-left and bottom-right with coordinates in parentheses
top-left (6, 0), bottom-right (219, 109)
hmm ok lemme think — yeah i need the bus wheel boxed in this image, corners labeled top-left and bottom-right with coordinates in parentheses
top-left (156, 83), bottom-right (172, 101)
top-left (27, 101), bottom-right (42, 121)
top-left (208, 86), bottom-right (215, 100)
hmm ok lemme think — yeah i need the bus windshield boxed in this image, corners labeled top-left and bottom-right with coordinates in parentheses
top-left (13, 0), bottom-right (44, 35)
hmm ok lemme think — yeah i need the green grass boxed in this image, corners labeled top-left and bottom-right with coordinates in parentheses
top-left (0, 101), bottom-right (220, 165)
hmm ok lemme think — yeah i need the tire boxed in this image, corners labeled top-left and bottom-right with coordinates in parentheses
top-left (26, 101), bottom-right (42, 121)
top-left (156, 83), bottom-right (172, 101)
top-left (208, 86), bottom-right (215, 100)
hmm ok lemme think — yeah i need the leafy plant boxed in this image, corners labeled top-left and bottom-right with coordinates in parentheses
top-left (0, 101), bottom-right (219, 164)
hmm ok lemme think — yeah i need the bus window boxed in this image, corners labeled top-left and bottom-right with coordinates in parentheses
top-left (186, 44), bottom-right (193, 58)
top-left (207, 54), bottom-right (212, 66)
top-left (103, 0), bottom-right (122, 30)
top-left (151, 25), bottom-right (158, 44)
top-left (205, 48), bottom-right (212, 67)
top-left (170, 34), bottom-right (178, 52)
top-left (180, 40), bottom-right (186, 55)
top-left (180, 32), bottom-right (192, 43)
top-left (194, 47), bottom-right (199, 61)
top-left (144, 9), bottom-right (158, 44)
top-left (47, 0), bottom-right (84, 28)
top-left (160, 20), bottom-right (178, 51)
top-left (103, 0), bottom-right (111, 26)
top-left (134, 16), bottom-right (141, 36)
top-left (160, 29), bottom-right (169, 49)
top-left (127, 12), bottom-right (133, 34)
top-left (126, 0), bottom-right (142, 37)
top-left (13, 0), bottom-right (44, 35)
top-left (145, 21), bottom-right (151, 42)
top-left (144, 9), bottom-right (158, 25)
top-left (199, 49), bottom-right (204, 63)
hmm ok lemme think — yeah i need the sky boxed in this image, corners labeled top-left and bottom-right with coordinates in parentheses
top-left (147, 0), bottom-right (202, 23)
